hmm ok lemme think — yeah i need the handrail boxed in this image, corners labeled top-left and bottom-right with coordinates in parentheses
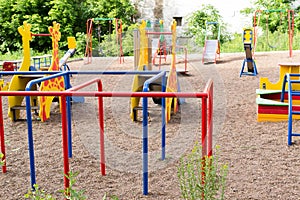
top-left (0, 71), bottom-right (213, 197)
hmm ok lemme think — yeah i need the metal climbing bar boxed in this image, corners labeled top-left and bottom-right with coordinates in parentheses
top-left (281, 73), bottom-right (300, 145)
top-left (0, 70), bottom-right (213, 196)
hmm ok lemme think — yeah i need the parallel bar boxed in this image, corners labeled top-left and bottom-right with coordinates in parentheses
top-left (0, 91), bottom-right (208, 98)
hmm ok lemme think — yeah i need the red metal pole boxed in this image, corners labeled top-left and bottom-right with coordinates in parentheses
top-left (202, 97), bottom-right (207, 157)
top-left (0, 91), bottom-right (6, 173)
top-left (60, 95), bottom-right (70, 194)
top-left (207, 83), bottom-right (213, 157)
top-left (98, 80), bottom-right (105, 175)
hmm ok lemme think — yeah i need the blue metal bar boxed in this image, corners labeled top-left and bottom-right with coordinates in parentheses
top-left (142, 92), bottom-right (148, 195)
top-left (291, 133), bottom-right (300, 136)
top-left (24, 71), bottom-right (68, 189)
top-left (25, 95), bottom-right (36, 189)
top-left (281, 74), bottom-right (288, 102)
top-left (64, 74), bottom-right (73, 158)
top-left (161, 75), bottom-right (166, 161)
top-left (288, 74), bottom-right (294, 145)
top-left (141, 70), bottom-right (166, 195)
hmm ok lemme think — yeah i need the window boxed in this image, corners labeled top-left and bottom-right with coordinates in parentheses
top-left (173, 17), bottom-right (182, 26)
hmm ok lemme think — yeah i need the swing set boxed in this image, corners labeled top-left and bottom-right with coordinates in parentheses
top-left (85, 18), bottom-right (124, 64)
top-left (253, 9), bottom-right (294, 57)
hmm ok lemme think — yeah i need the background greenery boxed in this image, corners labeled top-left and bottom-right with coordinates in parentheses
top-left (0, 0), bottom-right (300, 60)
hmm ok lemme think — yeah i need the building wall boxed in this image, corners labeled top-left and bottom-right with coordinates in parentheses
top-left (131, 0), bottom-right (203, 35)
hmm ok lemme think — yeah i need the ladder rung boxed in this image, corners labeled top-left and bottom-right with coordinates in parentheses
top-left (291, 91), bottom-right (300, 95)
top-left (291, 133), bottom-right (300, 137)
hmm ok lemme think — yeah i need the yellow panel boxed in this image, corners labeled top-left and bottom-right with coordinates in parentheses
top-left (260, 63), bottom-right (300, 90)
top-left (130, 20), bottom-right (149, 121)
top-left (67, 37), bottom-right (76, 49)
top-left (257, 113), bottom-right (300, 122)
top-left (243, 28), bottom-right (253, 44)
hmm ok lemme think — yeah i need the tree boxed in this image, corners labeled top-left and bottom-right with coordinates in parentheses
top-left (184, 4), bottom-right (230, 47)
top-left (240, 0), bottom-right (300, 33)
top-left (0, 0), bottom-right (137, 54)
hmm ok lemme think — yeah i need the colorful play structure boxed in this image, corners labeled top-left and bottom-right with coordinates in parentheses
top-left (131, 20), bottom-right (183, 122)
top-left (256, 63), bottom-right (300, 122)
top-left (84, 18), bottom-right (124, 64)
top-left (202, 21), bottom-right (221, 64)
top-left (252, 9), bottom-right (294, 58)
top-left (3, 22), bottom-right (78, 122)
top-left (0, 20), bottom-right (214, 196)
top-left (240, 28), bottom-right (258, 77)
top-left (257, 69), bottom-right (300, 145)
top-left (151, 20), bottom-right (188, 72)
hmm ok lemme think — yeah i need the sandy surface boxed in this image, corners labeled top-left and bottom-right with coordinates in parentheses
top-left (0, 51), bottom-right (300, 199)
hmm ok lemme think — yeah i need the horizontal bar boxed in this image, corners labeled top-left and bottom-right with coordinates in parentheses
top-left (146, 32), bottom-right (172, 35)
top-left (0, 91), bottom-right (208, 98)
top-left (290, 92), bottom-right (300, 96)
top-left (93, 18), bottom-right (114, 21)
top-left (67, 78), bottom-right (101, 91)
top-left (291, 133), bottom-right (300, 136)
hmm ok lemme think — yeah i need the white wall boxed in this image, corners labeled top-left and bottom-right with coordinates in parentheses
top-left (131, 0), bottom-right (253, 35)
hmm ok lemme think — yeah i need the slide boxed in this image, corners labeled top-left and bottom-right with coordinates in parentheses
top-left (202, 40), bottom-right (220, 64)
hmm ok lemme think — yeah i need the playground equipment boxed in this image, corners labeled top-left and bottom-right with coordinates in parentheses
top-left (6, 22), bottom-right (78, 122)
top-left (256, 63), bottom-right (300, 122)
top-left (253, 9), bottom-right (294, 58)
top-left (240, 28), bottom-right (258, 77)
top-left (0, 69), bottom-right (213, 196)
top-left (281, 73), bottom-right (300, 145)
top-left (85, 18), bottom-right (124, 64)
top-left (131, 20), bottom-right (181, 122)
top-left (133, 20), bottom-right (187, 74)
top-left (152, 20), bottom-right (168, 66)
top-left (202, 21), bottom-right (221, 64)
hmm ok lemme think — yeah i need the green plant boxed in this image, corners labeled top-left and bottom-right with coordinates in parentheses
top-left (24, 171), bottom-right (86, 200)
top-left (0, 153), bottom-right (5, 167)
top-left (24, 184), bottom-right (55, 200)
top-left (102, 193), bottom-right (119, 200)
top-left (60, 171), bottom-right (86, 200)
top-left (177, 143), bottom-right (228, 200)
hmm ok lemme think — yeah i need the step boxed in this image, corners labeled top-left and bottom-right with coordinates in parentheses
top-left (11, 105), bottom-right (39, 122)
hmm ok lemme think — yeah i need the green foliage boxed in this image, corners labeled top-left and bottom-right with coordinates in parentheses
top-left (24, 184), bottom-right (55, 200)
top-left (177, 143), bottom-right (228, 200)
top-left (24, 171), bottom-right (86, 200)
top-left (184, 4), bottom-right (231, 47)
top-left (0, 153), bottom-right (5, 167)
top-left (0, 0), bottom-right (136, 54)
top-left (93, 23), bottom-right (139, 57)
top-left (61, 171), bottom-right (86, 200)
top-left (221, 29), bottom-right (300, 53)
top-left (240, 0), bottom-right (300, 33)
top-left (102, 193), bottom-right (119, 200)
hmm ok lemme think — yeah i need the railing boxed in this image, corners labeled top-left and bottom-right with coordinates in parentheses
top-left (0, 71), bottom-right (213, 196)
